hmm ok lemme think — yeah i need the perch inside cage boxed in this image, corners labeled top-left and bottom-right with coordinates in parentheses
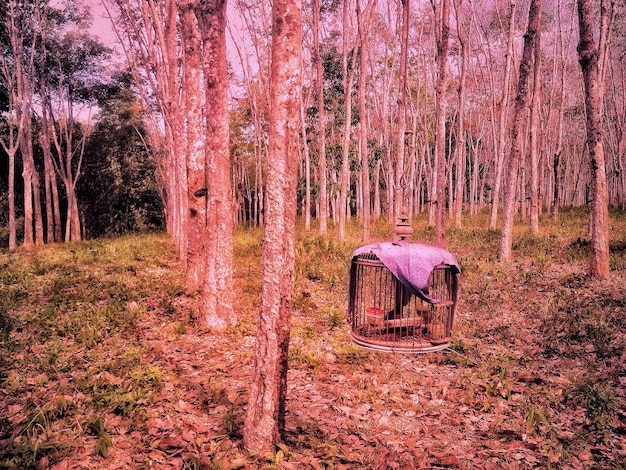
top-left (347, 217), bottom-right (460, 353)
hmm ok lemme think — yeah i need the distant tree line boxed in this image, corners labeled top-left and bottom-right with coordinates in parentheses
top-left (0, 0), bottom-right (163, 249)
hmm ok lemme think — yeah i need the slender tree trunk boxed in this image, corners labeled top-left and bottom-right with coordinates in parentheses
top-left (553, 0), bottom-right (567, 221)
top-left (21, 116), bottom-right (44, 245)
top-left (373, 158), bottom-right (381, 218)
top-left (21, 132), bottom-right (35, 247)
top-left (529, 22), bottom-right (542, 235)
top-left (498, 0), bottom-right (542, 261)
top-left (8, 148), bottom-right (16, 250)
top-left (357, 0), bottom-right (374, 241)
top-left (434, 0), bottom-right (450, 247)
top-left (313, 0), bottom-right (328, 234)
top-left (194, 0), bottom-right (236, 329)
top-left (453, 0), bottom-right (468, 229)
top-left (168, 0), bottom-right (188, 262)
top-left (41, 98), bottom-right (61, 242)
top-left (243, 0), bottom-right (302, 455)
top-left (395, 0), bottom-right (409, 221)
top-left (300, 96), bottom-right (312, 230)
top-left (577, 0), bottom-right (611, 278)
top-left (489, 1), bottom-right (517, 230)
top-left (338, 0), bottom-right (357, 239)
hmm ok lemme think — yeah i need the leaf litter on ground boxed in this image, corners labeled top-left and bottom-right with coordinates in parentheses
top-left (0, 211), bottom-right (625, 469)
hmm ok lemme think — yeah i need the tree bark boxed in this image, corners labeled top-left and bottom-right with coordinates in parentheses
top-left (194, 0), bottom-right (236, 329)
top-left (338, 0), bottom-right (357, 239)
top-left (300, 93), bottom-right (312, 230)
top-left (243, 0), bottom-right (302, 455)
top-left (181, 0), bottom-right (206, 291)
top-left (453, 0), bottom-right (468, 229)
top-left (395, 0), bottom-right (409, 222)
top-left (357, 0), bottom-right (374, 241)
top-left (434, 0), bottom-right (451, 247)
top-left (552, 0), bottom-right (567, 221)
top-left (528, 20), bottom-right (542, 235)
top-left (489, 1), bottom-right (517, 230)
top-left (577, 0), bottom-right (611, 278)
top-left (498, 0), bottom-right (542, 261)
top-left (313, 0), bottom-right (328, 234)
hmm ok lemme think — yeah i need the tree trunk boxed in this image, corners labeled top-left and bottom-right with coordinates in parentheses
top-left (577, 0), bottom-right (611, 278)
top-left (489, 1), bottom-right (517, 230)
top-left (313, 0), bottom-right (328, 234)
top-left (194, 0), bottom-right (236, 329)
top-left (243, 0), bottom-right (301, 455)
top-left (498, 0), bottom-right (542, 261)
top-left (434, 0), bottom-right (450, 247)
top-left (453, 0), bottom-right (468, 229)
top-left (41, 92), bottom-right (62, 243)
top-left (181, 0), bottom-right (206, 291)
top-left (357, 0), bottom-right (374, 241)
top-left (553, 0), bottom-right (567, 221)
top-left (395, 0), bottom-right (409, 221)
top-left (338, 0), bottom-right (357, 239)
top-left (300, 94), bottom-right (312, 230)
top-left (8, 148), bottom-right (17, 250)
top-left (373, 158), bottom-right (381, 219)
top-left (21, 115), bottom-right (45, 245)
top-left (528, 21), bottom-right (542, 235)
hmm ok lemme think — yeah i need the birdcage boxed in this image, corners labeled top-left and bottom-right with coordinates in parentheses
top-left (347, 211), bottom-right (460, 353)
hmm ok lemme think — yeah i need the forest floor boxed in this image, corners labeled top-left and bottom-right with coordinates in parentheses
top-left (1, 209), bottom-right (625, 470)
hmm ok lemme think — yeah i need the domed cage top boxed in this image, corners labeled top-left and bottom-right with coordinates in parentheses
top-left (347, 242), bottom-right (460, 354)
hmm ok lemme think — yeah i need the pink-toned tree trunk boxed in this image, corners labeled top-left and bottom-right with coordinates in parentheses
top-left (243, 0), bottom-right (302, 455)
top-left (528, 21), bottom-right (542, 235)
top-left (194, 0), bottom-right (236, 329)
top-left (498, 0), bottom-right (542, 261)
top-left (180, 0), bottom-right (206, 291)
top-left (313, 0), bottom-right (328, 234)
top-left (338, 0), bottom-right (357, 239)
top-left (300, 94), bottom-right (312, 230)
top-left (395, 0), bottom-right (409, 222)
top-left (577, 0), bottom-right (611, 278)
top-left (434, 0), bottom-right (451, 247)
top-left (453, 0), bottom-right (468, 229)
top-left (489, 1), bottom-right (517, 230)
top-left (356, 0), bottom-right (375, 241)
top-left (552, 0), bottom-right (567, 221)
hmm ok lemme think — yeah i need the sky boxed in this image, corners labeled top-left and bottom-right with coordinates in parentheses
top-left (84, 0), bottom-right (247, 79)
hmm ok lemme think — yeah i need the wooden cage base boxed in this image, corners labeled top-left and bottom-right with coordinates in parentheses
top-left (350, 331), bottom-right (451, 354)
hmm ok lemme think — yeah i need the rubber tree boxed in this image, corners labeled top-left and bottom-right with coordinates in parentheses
top-left (577, 0), bottom-right (613, 278)
top-left (243, 0), bottom-right (302, 455)
top-left (498, 0), bottom-right (543, 261)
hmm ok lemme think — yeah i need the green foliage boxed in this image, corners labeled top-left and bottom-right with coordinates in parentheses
top-left (334, 342), bottom-right (371, 365)
top-left (541, 286), bottom-right (625, 359)
top-left (79, 76), bottom-right (164, 238)
top-left (87, 415), bottom-right (113, 457)
top-left (569, 378), bottom-right (617, 431)
top-left (295, 234), bottom-right (353, 287)
top-left (326, 306), bottom-right (344, 329)
top-left (525, 404), bottom-right (550, 435)
top-left (0, 234), bottom-right (176, 467)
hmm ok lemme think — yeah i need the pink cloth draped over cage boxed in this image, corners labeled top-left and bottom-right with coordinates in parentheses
top-left (348, 241), bottom-right (461, 312)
